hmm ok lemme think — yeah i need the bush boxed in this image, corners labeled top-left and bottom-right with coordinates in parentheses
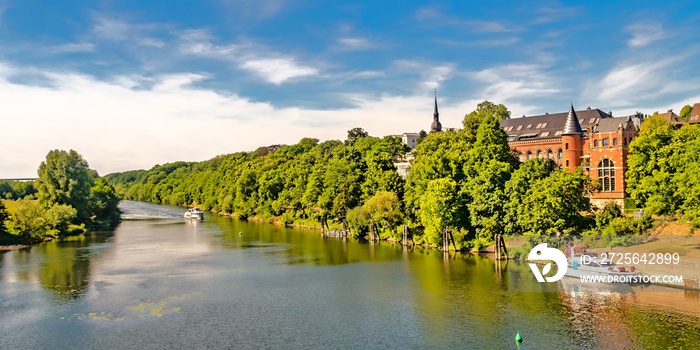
top-left (596, 202), bottom-right (623, 229)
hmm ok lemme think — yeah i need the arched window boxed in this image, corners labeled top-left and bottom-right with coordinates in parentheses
top-left (557, 149), bottom-right (563, 161)
top-left (602, 138), bottom-right (609, 146)
top-left (613, 138), bottom-right (618, 146)
top-left (598, 159), bottom-right (615, 192)
top-left (537, 150), bottom-right (542, 158)
top-left (547, 149), bottom-right (554, 160)
top-left (594, 140), bottom-right (599, 147)
top-left (527, 151), bottom-right (533, 160)
top-left (518, 152), bottom-right (524, 162)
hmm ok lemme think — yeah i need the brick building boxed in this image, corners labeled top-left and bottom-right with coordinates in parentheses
top-left (499, 104), bottom-right (637, 209)
top-left (689, 103), bottom-right (700, 124)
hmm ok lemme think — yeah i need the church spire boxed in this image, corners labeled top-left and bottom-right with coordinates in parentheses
top-left (431, 90), bottom-right (442, 132)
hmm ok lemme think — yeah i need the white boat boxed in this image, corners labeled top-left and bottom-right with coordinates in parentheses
top-left (184, 207), bottom-right (204, 220)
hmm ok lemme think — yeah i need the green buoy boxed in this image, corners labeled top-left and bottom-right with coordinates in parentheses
top-left (515, 332), bottom-right (523, 343)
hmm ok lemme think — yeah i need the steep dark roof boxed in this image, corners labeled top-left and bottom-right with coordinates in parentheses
top-left (499, 107), bottom-right (611, 141)
top-left (659, 110), bottom-right (685, 126)
top-left (595, 116), bottom-right (634, 133)
top-left (562, 103), bottom-right (583, 135)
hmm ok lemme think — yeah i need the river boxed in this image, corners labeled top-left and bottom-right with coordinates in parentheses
top-left (1, 201), bottom-right (699, 349)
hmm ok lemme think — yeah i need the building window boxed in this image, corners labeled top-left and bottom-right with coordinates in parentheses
top-left (518, 153), bottom-right (524, 162)
top-left (566, 159), bottom-right (569, 167)
top-left (527, 151), bottom-right (533, 160)
top-left (565, 143), bottom-right (569, 150)
top-left (623, 138), bottom-right (627, 146)
top-left (594, 140), bottom-right (598, 147)
top-left (527, 124), bottom-right (533, 129)
top-left (547, 150), bottom-right (554, 160)
top-left (598, 159), bottom-right (616, 192)
top-left (537, 150), bottom-right (542, 158)
top-left (602, 138), bottom-right (609, 146)
top-left (517, 125), bottom-right (523, 131)
top-left (558, 149), bottom-right (563, 161)
top-left (613, 138), bottom-right (618, 146)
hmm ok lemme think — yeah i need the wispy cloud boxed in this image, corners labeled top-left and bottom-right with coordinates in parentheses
top-left (218, 0), bottom-right (287, 19)
top-left (626, 22), bottom-right (667, 48)
top-left (45, 42), bottom-right (95, 54)
top-left (436, 37), bottom-right (520, 47)
top-left (91, 15), bottom-right (166, 47)
top-left (415, 6), bottom-right (520, 33)
top-left (592, 57), bottom-right (688, 105)
top-left (531, 5), bottom-right (582, 25)
top-left (337, 37), bottom-right (376, 51)
top-left (177, 30), bottom-right (319, 84)
top-left (470, 64), bottom-right (560, 101)
top-left (393, 60), bottom-right (455, 90)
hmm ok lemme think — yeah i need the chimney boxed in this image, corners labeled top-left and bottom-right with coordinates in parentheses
top-left (609, 111), bottom-right (612, 117)
top-left (668, 109), bottom-right (673, 113)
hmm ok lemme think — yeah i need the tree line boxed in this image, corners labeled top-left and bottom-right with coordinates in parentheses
top-left (106, 101), bottom-right (627, 249)
top-left (0, 150), bottom-right (121, 244)
top-left (103, 101), bottom-right (700, 249)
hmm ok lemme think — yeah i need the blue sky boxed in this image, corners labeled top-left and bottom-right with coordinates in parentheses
top-left (1, 0), bottom-right (699, 177)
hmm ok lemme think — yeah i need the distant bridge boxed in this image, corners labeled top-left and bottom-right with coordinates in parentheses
top-left (0, 178), bottom-right (37, 182)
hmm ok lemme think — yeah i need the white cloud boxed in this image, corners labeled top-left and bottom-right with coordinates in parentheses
top-left (177, 31), bottom-right (318, 84)
top-left (46, 42), bottom-right (95, 54)
top-left (337, 37), bottom-right (375, 51)
top-left (626, 22), bottom-right (667, 48)
top-left (592, 58), bottom-right (686, 105)
top-left (0, 63), bottom-right (449, 178)
top-left (471, 64), bottom-right (559, 101)
top-left (91, 14), bottom-right (165, 48)
top-left (415, 6), bottom-right (520, 33)
top-left (393, 60), bottom-right (455, 91)
top-left (241, 58), bottom-right (318, 84)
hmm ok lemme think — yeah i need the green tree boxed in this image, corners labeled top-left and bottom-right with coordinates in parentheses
top-left (420, 178), bottom-right (458, 245)
top-left (363, 191), bottom-right (403, 237)
top-left (44, 204), bottom-right (78, 233)
top-left (0, 181), bottom-right (12, 199)
top-left (503, 158), bottom-right (553, 235)
top-left (346, 127), bottom-right (369, 146)
top-left (463, 113), bottom-right (517, 239)
top-left (5, 199), bottom-right (47, 240)
top-left (0, 200), bottom-right (8, 233)
top-left (680, 105), bottom-right (692, 122)
top-left (520, 168), bottom-right (593, 235)
top-left (462, 101), bottom-right (510, 143)
top-left (89, 178), bottom-right (121, 225)
top-left (36, 150), bottom-right (94, 222)
top-left (596, 202), bottom-right (623, 229)
top-left (626, 115), bottom-right (676, 214)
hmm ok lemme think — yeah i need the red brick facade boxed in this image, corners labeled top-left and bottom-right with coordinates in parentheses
top-left (500, 106), bottom-right (637, 209)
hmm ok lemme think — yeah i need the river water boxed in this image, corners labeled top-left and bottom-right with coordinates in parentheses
top-left (1, 201), bottom-right (699, 349)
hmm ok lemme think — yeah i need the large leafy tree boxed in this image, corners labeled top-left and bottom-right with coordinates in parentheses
top-left (520, 168), bottom-right (594, 235)
top-left (463, 114), bottom-right (517, 239)
top-left (89, 178), bottom-right (121, 225)
top-left (36, 150), bottom-right (94, 222)
top-left (502, 158), bottom-right (553, 235)
top-left (420, 178), bottom-right (458, 246)
top-left (626, 115), bottom-right (677, 214)
top-left (462, 101), bottom-right (510, 143)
